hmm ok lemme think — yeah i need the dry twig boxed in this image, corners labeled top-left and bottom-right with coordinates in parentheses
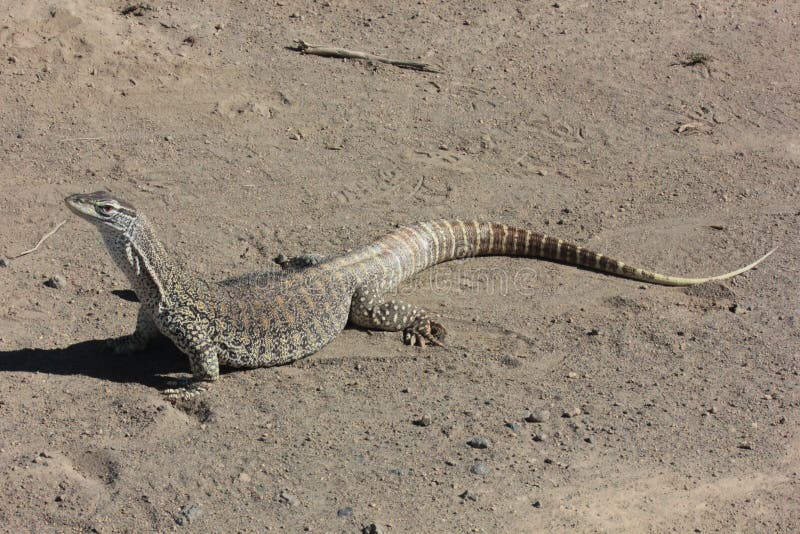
top-left (676, 121), bottom-right (713, 135)
top-left (292, 40), bottom-right (441, 73)
top-left (11, 220), bottom-right (67, 259)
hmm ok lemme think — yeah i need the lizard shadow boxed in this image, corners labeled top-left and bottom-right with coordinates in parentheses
top-left (0, 337), bottom-right (193, 390)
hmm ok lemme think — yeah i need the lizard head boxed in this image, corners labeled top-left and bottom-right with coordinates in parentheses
top-left (65, 191), bottom-right (139, 236)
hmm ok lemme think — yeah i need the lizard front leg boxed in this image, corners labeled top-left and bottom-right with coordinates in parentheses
top-left (157, 314), bottom-right (221, 400)
top-left (349, 287), bottom-right (447, 347)
top-left (162, 341), bottom-right (220, 400)
top-left (108, 307), bottom-right (163, 355)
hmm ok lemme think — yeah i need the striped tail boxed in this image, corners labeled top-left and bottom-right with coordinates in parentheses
top-left (327, 219), bottom-right (775, 289)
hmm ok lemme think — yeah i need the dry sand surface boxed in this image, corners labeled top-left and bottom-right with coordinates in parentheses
top-left (1, 1), bottom-right (798, 532)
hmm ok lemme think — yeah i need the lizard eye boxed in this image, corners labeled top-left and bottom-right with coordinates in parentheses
top-left (97, 204), bottom-right (115, 215)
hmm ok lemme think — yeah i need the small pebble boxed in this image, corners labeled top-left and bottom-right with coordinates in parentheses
top-left (505, 422), bottom-right (521, 432)
top-left (44, 275), bottom-right (67, 289)
top-left (470, 462), bottom-right (490, 476)
top-left (525, 410), bottom-right (550, 423)
top-left (337, 507), bottom-right (354, 518)
top-left (459, 490), bottom-right (477, 501)
top-left (737, 442), bottom-right (753, 450)
top-left (562, 407), bottom-right (581, 418)
top-left (175, 504), bottom-right (203, 525)
top-left (362, 524), bottom-right (385, 534)
top-left (532, 433), bottom-right (547, 442)
top-left (0, 258), bottom-right (9, 267)
top-left (587, 328), bottom-right (600, 336)
top-left (279, 490), bottom-right (300, 506)
top-left (532, 500), bottom-right (542, 508)
top-left (237, 472), bottom-right (251, 483)
top-left (467, 436), bottom-right (490, 449)
top-left (413, 414), bottom-right (432, 427)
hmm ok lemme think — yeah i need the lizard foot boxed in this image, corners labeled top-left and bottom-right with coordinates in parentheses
top-left (403, 318), bottom-right (447, 348)
top-left (163, 379), bottom-right (210, 401)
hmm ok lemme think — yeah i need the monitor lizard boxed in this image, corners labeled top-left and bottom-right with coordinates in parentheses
top-left (65, 191), bottom-right (775, 399)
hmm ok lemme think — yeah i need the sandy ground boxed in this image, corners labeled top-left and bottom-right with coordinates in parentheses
top-left (1, 1), bottom-right (798, 532)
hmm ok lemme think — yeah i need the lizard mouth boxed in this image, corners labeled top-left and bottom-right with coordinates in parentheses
top-left (65, 193), bottom-right (99, 221)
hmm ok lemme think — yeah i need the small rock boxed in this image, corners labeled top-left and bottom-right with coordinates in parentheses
top-left (587, 328), bottom-right (600, 336)
top-left (363, 524), bottom-right (385, 534)
top-left (532, 499), bottom-right (542, 508)
top-left (584, 436), bottom-right (593, 444)
top-left (467, 436), bottom-right (490, 449)
top-left (176, 504), bottom-right (203, 525)
top-left (237, 472), bottom-right (251, 483)
top-left (412, 414), bottom-right (432, 427)
top-left (470, 462), bottom-right (490, 476)
top-left (525, 410), bottom-right (550, 423)
top-left (279, 490), bottom-right (300, 506)
top-left (289, 132), bottom-right (302, 141)
top-left (566, 372), bottom-right (578, 379)
top-left (44, 275), bottom-right (67, 289)
top-left (532, 433), bottom-right (547, 442)
top-left (337, 507), bottom-right (354, 518)
top-left (729, 303), bottom-right (751, 314)
top-left (561, 407), bottom-right (581, 418)
top-left (505, 422), bottom-right (521, 432)
top-left (737, 442), bottom-right (753, 450)
top-left (459, 490), bottom-right (477, 501)
top-left (0, 258), bottom-right (9, 267)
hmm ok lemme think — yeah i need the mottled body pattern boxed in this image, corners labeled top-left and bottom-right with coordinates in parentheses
top-left (65, 192), bottom-right (774, 399)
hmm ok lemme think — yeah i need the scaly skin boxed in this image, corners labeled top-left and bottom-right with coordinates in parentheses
top-left (65, 192), bottom-right (775, 399)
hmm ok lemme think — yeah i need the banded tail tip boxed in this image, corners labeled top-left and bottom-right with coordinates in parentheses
top-left (654, 245), bottom-right (778, 286)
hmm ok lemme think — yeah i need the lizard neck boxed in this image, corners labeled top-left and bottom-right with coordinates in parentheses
top-left (100, 215), bottom-right (180, 305)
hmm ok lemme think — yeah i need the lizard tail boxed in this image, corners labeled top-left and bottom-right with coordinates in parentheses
top-left (335, 219), bottom-right (775, 288)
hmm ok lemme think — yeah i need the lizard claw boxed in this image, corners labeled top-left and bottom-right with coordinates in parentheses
top-left (163, 379), bottom-right (209, 400)
top-left (403, 319), bottom-right (447, 348)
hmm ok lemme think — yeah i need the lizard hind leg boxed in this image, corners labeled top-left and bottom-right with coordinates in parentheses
top-left (349, 287), bottom-right (447, 348)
